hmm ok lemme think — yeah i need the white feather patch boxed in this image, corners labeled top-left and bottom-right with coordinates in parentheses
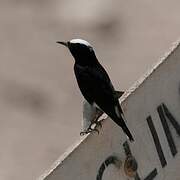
top-left (70, 39), bottom-right (91, 47)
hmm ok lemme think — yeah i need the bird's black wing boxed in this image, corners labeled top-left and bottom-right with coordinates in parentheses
top-left (74, 63), bottom-right (123, 117)
top-left (74, 63), bottom-right (134, 142)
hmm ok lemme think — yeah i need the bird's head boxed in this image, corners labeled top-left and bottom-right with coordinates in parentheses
top-left (57, 39), bottom-right (98, 66)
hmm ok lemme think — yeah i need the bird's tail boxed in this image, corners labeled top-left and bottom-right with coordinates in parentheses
top-left (120, 121), bottom-right (134, 142)
top-left (113, 115), bottom-right (134, 142)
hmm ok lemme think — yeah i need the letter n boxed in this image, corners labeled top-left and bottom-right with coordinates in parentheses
top-left (157, 103), bottom-right (180, 157)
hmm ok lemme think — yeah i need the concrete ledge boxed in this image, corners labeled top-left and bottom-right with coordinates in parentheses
top-left (38, 135), bottom-right (87, 180)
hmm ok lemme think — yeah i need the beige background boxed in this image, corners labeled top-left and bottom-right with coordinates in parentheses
top-left (0, 0), bottom-right (180, 179)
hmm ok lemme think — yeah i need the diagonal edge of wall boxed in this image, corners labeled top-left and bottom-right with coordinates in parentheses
top-left (37, 37), bottom-right (180, 180)
top-left (38, 135), bottom-right (87, 180)
top-left (121, 38), bottom-right (180, 103)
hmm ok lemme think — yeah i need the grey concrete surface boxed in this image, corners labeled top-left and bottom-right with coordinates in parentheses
top-left (0, 0), bottom-right (180, 179)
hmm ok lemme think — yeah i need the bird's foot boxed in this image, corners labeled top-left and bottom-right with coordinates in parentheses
top-left (80, 126), bottom-right (99, 136)
top-left (80, 118), bottom-right (105, 136)
top-left (93, 120), bottom-right (102, 128)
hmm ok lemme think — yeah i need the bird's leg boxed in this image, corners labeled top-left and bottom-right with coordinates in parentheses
top-left (80, 108), bottom-right (104, 136)
top-left (90, 109), bottom-right (104, 128)
top-left (82, 110), bottom-right (104, 135)
top-left (80, 127), bottom-right (93, 136)
top-left (80, 122), bottom-right (99, 136)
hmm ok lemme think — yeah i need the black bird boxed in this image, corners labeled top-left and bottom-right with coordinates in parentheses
top-left (57, 39), bottom-right (134, 142)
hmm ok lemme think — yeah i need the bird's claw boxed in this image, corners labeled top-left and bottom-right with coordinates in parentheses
top-left (94, 120), bottom-right (102, 128)
top-left (92, 127), bottom-right (99, 134)
top-left (80, 131), bottom-right (88, 136)
top-left (80, 119), bottom-right (104, 136)
top-left (80, 127), bottom-right (92, 136)
top-left (80, 126), bottom-right (99, 136)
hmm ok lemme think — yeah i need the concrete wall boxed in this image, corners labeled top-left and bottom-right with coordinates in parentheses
top-left (39, 39), bottom-right (180, 180)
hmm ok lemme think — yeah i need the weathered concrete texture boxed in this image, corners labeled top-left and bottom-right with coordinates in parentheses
top-left (40, 40), bottom-right (180, 180)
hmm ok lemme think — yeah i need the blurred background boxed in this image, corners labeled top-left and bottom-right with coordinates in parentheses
top-left (0, 0), bottom-right (180, 179)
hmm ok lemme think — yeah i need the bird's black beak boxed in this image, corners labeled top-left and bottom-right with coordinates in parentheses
top-left (56, 41), bottom-right (68, 47)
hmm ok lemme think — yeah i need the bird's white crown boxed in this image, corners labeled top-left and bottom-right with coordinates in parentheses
top-left (70, 39), bottom-right (92, 47)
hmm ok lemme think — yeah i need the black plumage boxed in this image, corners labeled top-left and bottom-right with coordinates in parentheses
top-left (57, 39), bottom-right (134, 142)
